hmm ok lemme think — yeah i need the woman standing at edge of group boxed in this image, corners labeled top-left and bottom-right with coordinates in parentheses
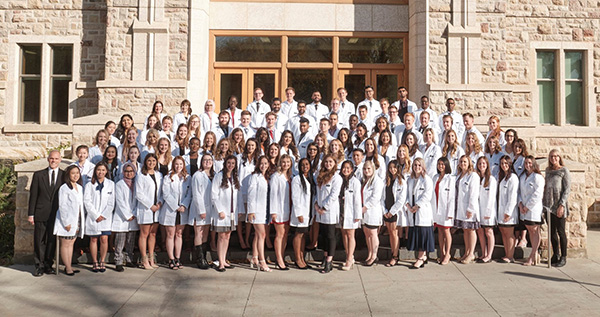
top-left (454, 155), bottom-right (480, 264)
top-left (55, 165), bottom-right (85, 276)
top-left (406, 157), bottom-right (435, 269)
top-left (247, 156), bottom-right (272, 272)
top-left (136, 153), bottom-right (163, 270)
top-left (361, 160), bottom-right (384, 267)
top-left (519, 155), bottom-right (545, 266)
top-left (211, 155), bottom-right (240, 272)
top-left (385, 160), bottom-right (407, 267)
top-left (315, 154), bottom-right (343, 273)
top-left (543, 149), bottom-right (570, 267)
top-left (497, 155), bottom-right (519, 263)
top-left (291, 158), bottom-right (314, 270)
top-left (189, 154), bottom-right (215, 270)
top-left (433, 157), bottom-right (455, 265)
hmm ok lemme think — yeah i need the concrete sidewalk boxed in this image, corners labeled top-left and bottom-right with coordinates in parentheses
top-left (1, 255), bottom-right (600, 316)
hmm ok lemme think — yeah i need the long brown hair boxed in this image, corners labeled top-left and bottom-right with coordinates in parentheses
top-left (169, 156), bottom-right (189, 181)
top-left (476, 156), bottom-right (491, 188)
top-left (465, 132), bottom-right (482, 156)
top-left (278, 130), bottom-right (300, 160)
top-left (364, 138), bottom-right (380, 170)
top-left (317, 154), bottom-right (337, 187)
top-left (442, 130), bottom-right (460, 157)
top-left (219, 155), bottom-right (240, 189)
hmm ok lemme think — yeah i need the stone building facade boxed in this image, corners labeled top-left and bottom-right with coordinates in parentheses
top-left (2, 0), bottom-right (599, 260)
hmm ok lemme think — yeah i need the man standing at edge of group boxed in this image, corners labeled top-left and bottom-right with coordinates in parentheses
top-left (391, 86), bottom-right (417, 123)
top-left (28, 150), bottom-right (64, 277)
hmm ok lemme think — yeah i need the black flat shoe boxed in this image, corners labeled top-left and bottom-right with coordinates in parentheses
top-left (215, 266), bottom-right (226, 272)
top-left (115, 265), bottom-right (124, 272)
top-left (64, 270), bottom-right (75, 276)
top-left (224, 265), bottom-right (235, 270)
top-left (72, 269), bottom-right (80, 274)
top-left (276, 264), bottom-right (290, 271)
top-left (44, 267), bottom-right (56, 274)
top-left (126, 262), bottom-right (137, 268)
top-left (33, 268), bottom-right (44, 277)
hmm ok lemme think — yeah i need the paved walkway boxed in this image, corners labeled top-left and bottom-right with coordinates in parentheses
top-left (2, 248), bottom-right (600, 316)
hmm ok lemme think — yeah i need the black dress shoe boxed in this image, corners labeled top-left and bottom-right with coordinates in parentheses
top-left (215, 266), bottom-right (226, 272)
top-left (276, 264), bottom-right (290, 271)
top-left (33, 268), bottom-right (44, 277)
top-left (115, 265), bottom-right (124, 272)
top-left (73, 269), bottom-right (81, 274)
top-left (125, 262), bottom-right (137, 268)
top-left (44, 267), bottom-right (56, 274)
top-left (64, 269), bottom-right (75, 276)
top-left (556, 257), bottom-right (567, 267)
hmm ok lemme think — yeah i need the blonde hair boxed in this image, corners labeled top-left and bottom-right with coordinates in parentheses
top-left (410, 157), bottom-right (427, 179)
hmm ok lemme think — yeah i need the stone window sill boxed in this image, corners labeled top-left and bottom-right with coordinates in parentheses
top-left (3, 124), bottom-right (73, 134)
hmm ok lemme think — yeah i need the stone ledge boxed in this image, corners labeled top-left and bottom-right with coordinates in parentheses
top-left (14, 158), bottom-right (74, 173)
top-left (429, 83), bottom-right (531, 92)
top-left (94, 80), bottom-right (188, 88)
top-left (3, 124), bottom-right (73, 134)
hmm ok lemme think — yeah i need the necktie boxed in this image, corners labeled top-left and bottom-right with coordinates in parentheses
top-left (244, 127), bottom-right (248, 134)
top-left (256, 102), bottom-right (260, 113)
top-left (230, 179), bottom-right (234, 214)
top-left (369, 100), bottom-right (372, 108)
top-left (231, 109), bottom-right (235, 126)
top-left (269, 130), bottom-right (274, 141)
top-left (391, 123), bottom-right (395, 131)
top-left (51, 170), bottom-right (55, 188)
top-left (299, 132), bottom-right (307, 143)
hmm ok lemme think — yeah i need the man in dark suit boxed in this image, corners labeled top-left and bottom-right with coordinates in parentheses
top-left (28, 150), bottom-right (64, 276)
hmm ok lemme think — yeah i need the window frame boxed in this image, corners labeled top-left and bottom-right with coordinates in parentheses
top-left (531, 42), bottom-right (594, 127)
top-left (5, 36), bottom-right (80, 131)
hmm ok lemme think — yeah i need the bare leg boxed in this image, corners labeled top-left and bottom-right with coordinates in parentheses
top-left (386, 222), bottom-right (398, 264)
top-left (274, 223), bottom-right (287, 267)
top-left (148, 223), bottom-right (159, 266)
top-left (165, 226), bottom-right (176, 260)
top-left (309, 222), bottom-right (319, 248)
top-left (174, 225), bottom-right (185, 259)
top-left (483, 227), bottom-right (495, 261)
top-left (476, 228), bottom-right (487, 260)
top-left (245, 222), bottom-right (253, 249)
top-left (525, 225), bottom-right (540, 265)
top-left (500, 227), bottom-right (515, 261)
top-left (138, 224), bottom-right (152, 269)
top-left (363, 226), bottom-right (372, 263)
top-left (442, 228), bottom-right (452, 264)
top-left (265, 224), bottom-right (273, 249)
top-left (253, 224), bottom-right (268, 269)
top-left (60, 238), bottom-right (76, 273)
top-left (89, 237), bottom-right (98, 265)
top-left (237, 221), bottom-right (248, 249)
top-left (99, 235), bottom-right (109, 265)
top-left (217, 231), bottom-right (232, 269)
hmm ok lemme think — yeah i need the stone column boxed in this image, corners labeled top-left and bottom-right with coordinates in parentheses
top-left (13, 158), bottom-right (73, 264)
top-left (408, 0), bottom-right (430, 100)
top-left (186, 0), bottom-right (210, 108)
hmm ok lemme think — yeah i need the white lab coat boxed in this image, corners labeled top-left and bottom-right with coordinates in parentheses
top-left (84, 179), bottom-right (115, 235)
top-left (379, 145), bottom-right (398, 166)
top-left (211, 172), bottom-right (239, 227)
top-left (315, 174), bottom-right (343, 225)
top-left (88, 145), bottom-right (105, 164)
top-left (497, 173), bottom-right (520, 225)
top-left (519, 172), bottom-right (545, 222)
top-left (172, 112), bottom-right (191, 133)
top-left (387, 177), bottom-right (408, 227)
top-left (361, 177), bottom-right (384, 226)
top-left (455, 172), bottom-right (480, 222)
top-left (269, 172), bottom-right (292, 223)
top-left (238, 157), bottom-right (256, 210)
top-left (446, 146), bottom-right (465, 176)
top-left (135, 171), bottom-right (163, 225)
top-left (406, 175), bottom-right (434, 227)
top-left (513, 155), bottom-right (525, 177)
top-left (432, 174), bottom-right (456, 227)
top-left (479, 176), bottom-right (498, 226)
top-left (54, 183), bottom-right (85, 238)
top-left (487, 151), bottom-right (506, 178)
top-left (200, 112), bottom-right (219, 133)
top-left (189, 171), bottom-right (213, 226)
top-left (247, 100), bottom-right (271, 129)
top-left (247, 173), bottom-right (270, 225)
top-left (340, 177), bottom-right (362, 229)
top-left (159, 174), bottom-right (192, 226)
top-left (420, 143), bottom-right (442, 179)
top-left (213, 125), bottom-right (233, 141)
top-left (112, 180), bottom-right (139, 232)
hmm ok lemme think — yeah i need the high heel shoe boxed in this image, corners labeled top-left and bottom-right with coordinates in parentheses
top-left (365, 257), bottom-right (379, 267)
top-left (141, 256), bottom-right (154, 270)
top-left (320, 260), bottom-right (333, 274)
top-left (275, 263), bottom-right (289, 271)
top-left (259, 260), bottom-right (272, 272)
top-left (410, 259), bottom-right (425, 269)
top-left (341, 260), bottom-right (354, 271)
top-left (294, 262), bottom-right (309, 270)
top-left (168, 259), bottom-right (179, 270)
top-left (250, 256), bottom-right (259, 270)
top-left (385, 256), bottom-right (399, 267)
top-left (99, 262), bottom-right (106, 273)
top-left (92, 262), bottom-right (99, 273)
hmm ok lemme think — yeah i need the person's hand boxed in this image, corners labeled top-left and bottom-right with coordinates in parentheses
top-left (484, 216), bottom-right (490, 220)
top-left (362, 206), bottom-right (367, 214)
top-left (177, 206), bottom-right (186, 213)
top-left (28, 216), bottom-right (34, 226)
top-left (271, 214), bottom-right (278, 222)
top-left (384, 212), bottom-right (391, 219)
top-left (503, 214), bottom-right (510, 223)
top-left (219, 212), bottom-right (226, 220)
top-left (65, 225), bottom-right (71, 232)
top-left (557, 205), bottom-right (565, 218)
top-left (200, 213), bottom-right (206, 220)
top-left (248, 213), bottom-right (255, 222)
top-left (354, 219), bottom-right (361, 223)
top-left (96, 216), bottom-right (105, 223)
top-left (151, 204), bottom-right (159, 212)
top-left (466, 211), bottom-right (472, 219)
top-left (297, 216), bottom-right (304, 223)
top-left (317, 207), bottom-right (325, 215)
top-left (128, 216), bottom-right (135, 221)
top-left (447, 216), bottom-right (453, 220)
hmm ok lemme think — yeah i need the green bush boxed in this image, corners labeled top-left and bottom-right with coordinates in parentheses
top-left (0, 165), bottom-right (16, 266)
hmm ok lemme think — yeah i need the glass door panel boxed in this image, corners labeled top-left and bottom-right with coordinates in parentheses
top-left (375, 74), bottom-right (398, 103)
top-left (288, 69), bottom-right (332, 105)
top-left (338, 69), bottom-right (370, 105)
top-left (218, 73), bottom-right (244, 111)
top-left (250, 71), bottom-right (278, 105)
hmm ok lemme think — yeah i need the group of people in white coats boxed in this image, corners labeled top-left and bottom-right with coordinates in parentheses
top-left (51, 87), bottom-right (572, 276)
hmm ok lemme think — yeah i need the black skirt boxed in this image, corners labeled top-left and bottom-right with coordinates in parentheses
top-left (407, 226), bottom-right (435, 252)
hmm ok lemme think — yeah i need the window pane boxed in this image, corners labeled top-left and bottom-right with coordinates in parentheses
top-left (51, 78), bottom-right (70, 123)
top-left (20, 79), bottom-right (41, 123)
top-left (344, 74), bottom-right (366, 105)
top-left (253, 74), bottom-right (275, 106)
top-left (288, 69), bottom-right (332, 104)
top-left (288, 37), bottom-right (332, 63)
top-left (21, 45), bottom-right (42, 75)
top-left (52, 45), bottom-right (73, 75)
top-left (339, 38), bottom-right (404, 64)
top-left (536, 51), bottom-right (555, 79)
top-left (565, 81), bottom-right (583, 125)
top-left (565, 51), bottom-right (582, 80)
top-left (219, 74), bottom-right (242, 111)
top-left (216, 36), bottom-right (281, 62)
top-left (376, 74), bottom-right (398, 103)
top-left (538, 81), bottom-right (555, 124)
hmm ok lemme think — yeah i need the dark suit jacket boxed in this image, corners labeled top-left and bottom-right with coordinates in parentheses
top-left (28, 168), bottom-right (64, 222)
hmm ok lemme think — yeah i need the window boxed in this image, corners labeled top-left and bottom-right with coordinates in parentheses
top-left (536, 49), bottom-right (586, 126)
top-left (215, 36), bottom-right (281, 62)
top-left (18, 44), bottom-right (73, 124)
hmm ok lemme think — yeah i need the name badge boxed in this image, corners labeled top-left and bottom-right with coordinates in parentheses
top-left (418, 187), bottom-right (425, 191)
top-left (349, 190), bottom-right (354, 193)
top-left (485, 188), bottom-right (490, 191)
top-left (326, 184), bottom-right (331, 188)
top-left (444, 188), bottom-right (450, 191)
